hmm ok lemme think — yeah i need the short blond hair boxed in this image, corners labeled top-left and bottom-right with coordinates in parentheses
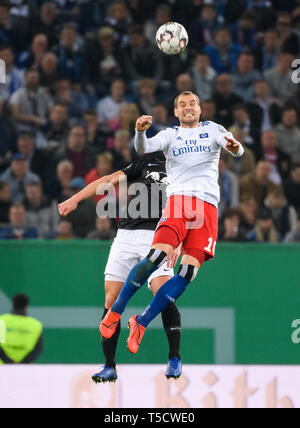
top-left (174, 91), bottom-right (200, 109)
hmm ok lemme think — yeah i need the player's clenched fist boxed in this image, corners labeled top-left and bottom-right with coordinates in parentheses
top-left (136, 115), bottom-right (152, 132)
top-left (58, 198), bottom-right (78, 217)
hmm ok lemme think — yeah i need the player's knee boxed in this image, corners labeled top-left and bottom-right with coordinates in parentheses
top-left (146, 248), bottom-right (168, 268)
top-left (178, 264), bottom-right (199, 282)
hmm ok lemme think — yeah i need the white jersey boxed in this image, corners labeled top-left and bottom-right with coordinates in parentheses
top-left (134, 121), bottom-right (244, 208)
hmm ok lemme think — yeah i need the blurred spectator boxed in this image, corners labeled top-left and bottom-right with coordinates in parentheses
top-left (0, 181), bottom-right (11, 224)
top-left (40, 103), bottom-right (69, 152)
top-left (17, 33), bottom-right (48, 70)
top-left (149, 103), bottom-right (171, 136)
top-left (0, 294), bottom-right (43, 364)
top-left (218, 158), bottom-right (240, 219)
top-left (80, 0), bottom-right (114, 33)
top-left (190, 4), bottom-right (222, 51)
top-left (84, 26), bottom-right (122, 97)
top-left (231, 52), bottom-right (261, 101)
top-left (263, 188), bottom-right (298, 239)
top-left (276, 12), bottom-right (300, 55)
top-left (111, 130), bottom-right (138, 170)
top-left (240, 160), bottom-right (282, 207)
top-left (54, 125), bottom-right (95, 178)
top-left (284, 210), bottom-right (300, 242)
top-left (0, 2), bottom-right (13, 46)
top-left (145, 3), bottom-right (171, 45)
top-left (220, 126), bottom-right (256, 177)
top-left (97, 79), bottom-right (127, 126)
top-left (230, 10), bottom-right (257, 49)
top-left (38, 52), bottom-right (60, 90)
top-left (224, 0), bottom-right (248, 25)
top-left (135, 78), bottom-right (158, 116)
top-left (64, 177), bottom-right (96, 238)
top-left (248, 79), bottom-right (282, 132)
top-left (0, 95), bottom-right (17, 171)
top-left (17, 132), bottom-right (47, 182)
top-left (190, 53), bottom-right (217, 101)
top-left (204, 27), bottom-right (243, 74)
top-left (256, 130), bottom-right (291, 183)
top-left (0, 45), bottom-right (23, 102)
top-left (213, 74), bottom-right (243, 128)
top-left (45, 159), bottom-right (74, 202)
top-left (117, 103), bottom-right (140, 137)
top-left (0, 153), bottom-right (40, 203)
top-left (200, 99), bottom-right (217, 122)
top-left (83, 109), bottom-right (110, 153)
top-left (85, 152), bottom-right (114, 201)
top-left (46, 218), bottom-right (74, 240)
top-left (246, 206), bottom-right (279, 243)
top-left (219, 208), bottom-right (246, 242)
top-left (264, 53), bottom-right (298, 103)
top-left (52, 25), bottom-right (84, 83)
top-left (105, 0), bottom-right (132, 47)
top-left (274, 107), bottom-right (300, 161)
top-left (245, 0), bottom-right (277, 31)
top-left (86, 216), bottom-right (116, 240)
top-left (254, 28), bottom-right (280, 72)
top-left (9, 69), bottom-right (53, 133)
top-left (284, 163), bottom-right (300, 211)
top-left (232, 104), bottom-right (261, 154)
top-left (239, 193), bottom-right (258, 236)
top-left (29, 1), bottom-right (59, 47)
top-left (54, 78), bottom-right (88, 120)
top-left (24, 182), bottom-right (59, 238)
top-left (0, 203), bottom-right (38, 240)
top-left (121, 25), bottom-right (163, 84)
top-left (124, 0), bottom-right (152, 25)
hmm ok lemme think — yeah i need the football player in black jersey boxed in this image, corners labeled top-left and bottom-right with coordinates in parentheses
top-left (58, 154), bottom-right (182, 383)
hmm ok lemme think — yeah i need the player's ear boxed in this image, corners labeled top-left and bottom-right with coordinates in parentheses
top-left (174, 108), bottom-right (179, 118)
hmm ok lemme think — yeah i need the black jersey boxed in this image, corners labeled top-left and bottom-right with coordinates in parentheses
top-left (118, 153), bottom-right (167, 231)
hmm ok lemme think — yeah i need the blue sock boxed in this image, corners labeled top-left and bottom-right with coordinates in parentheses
top-left (136, 274), bottom-right (190, 328)
top-left (111, 257), bottom-right (158, 315)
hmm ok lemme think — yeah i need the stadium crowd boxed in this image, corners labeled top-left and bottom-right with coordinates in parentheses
top-left (0, 0), bottom-right (300, 243)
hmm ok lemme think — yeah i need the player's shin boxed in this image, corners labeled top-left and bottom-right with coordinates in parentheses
top-left (161, 303), bottom-right (181, 360)
top-left (101, 308), bottom-right (121, 369)
top-left (137, 265), bottom-right (198, 328)
top-left (111, 249), bottom-right (168, 315)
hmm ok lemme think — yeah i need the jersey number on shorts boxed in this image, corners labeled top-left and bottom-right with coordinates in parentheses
top-left (204, 237), bottom-right (216, 255)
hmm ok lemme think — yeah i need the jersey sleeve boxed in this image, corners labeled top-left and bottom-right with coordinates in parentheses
top-left (215, 124), bottom-right (244, 158)
top-left (134, 129), bottom-right (170, 154)
top-left (121, 158), bottom-right (147, 183)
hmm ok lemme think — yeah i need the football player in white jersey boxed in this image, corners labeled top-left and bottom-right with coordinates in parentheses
top-left (101, 91), bottom-right (244, 354)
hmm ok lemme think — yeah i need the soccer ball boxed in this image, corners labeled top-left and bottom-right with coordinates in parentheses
top-left (156, 22), bottom-right (188, 55)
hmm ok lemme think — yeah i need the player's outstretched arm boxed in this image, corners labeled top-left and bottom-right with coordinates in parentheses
top-left (134, 115), bottom-right (167, 154)
top-left (58, 170), bottom-right (125, 217)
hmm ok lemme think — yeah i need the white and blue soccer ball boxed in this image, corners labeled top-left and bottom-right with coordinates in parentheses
top-left (156, 22), bottom-right (189, 55)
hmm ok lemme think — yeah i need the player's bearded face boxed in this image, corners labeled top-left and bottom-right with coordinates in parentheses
top-left (175, 95), bottom-right (201, 126)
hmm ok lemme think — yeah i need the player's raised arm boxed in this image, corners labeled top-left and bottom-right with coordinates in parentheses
top-left (58, 170), bottom-right (125, 217)
top-left (134, 115), bottom-right (168, 154)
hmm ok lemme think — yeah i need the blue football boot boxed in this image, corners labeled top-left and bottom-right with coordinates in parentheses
top-left (92, 365), bottom-right (118, 384)
top-left (165, 357), bottom-right (182, 380)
